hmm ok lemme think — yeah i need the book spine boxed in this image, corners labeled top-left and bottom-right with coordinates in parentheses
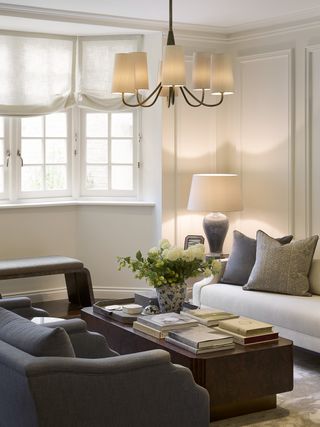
top-left (235, 333), bottom-right (279, 345)
top-left (165, 337), bottom-right (235, 354)
top-left (168, 331), bottom-right (200, 348)
top-left (218, 321), bottom-right (271, 336)
top-left (133, 321), bottom-right (166, 338)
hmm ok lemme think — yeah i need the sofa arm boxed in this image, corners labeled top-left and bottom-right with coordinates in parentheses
top-left (192, 260), bottom-right (227, 306)
top-left (26, 350), bottom-right (209, 427)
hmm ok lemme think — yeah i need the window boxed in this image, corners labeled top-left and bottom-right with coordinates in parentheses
top-left (81, 110), bottom-right (138, 197)
top-left (0, 108), bottom-right (139, 203)
top-left (18, 113), bottom-right (70, 197)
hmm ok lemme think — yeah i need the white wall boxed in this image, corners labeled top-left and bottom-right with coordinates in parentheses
top-left (163, 21), bottom-right (320, 256)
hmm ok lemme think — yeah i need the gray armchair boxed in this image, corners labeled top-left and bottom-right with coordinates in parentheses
top-left (0, 308), bottom-right (210, 427)
top-left (0, 296), bottom-right (48, 318)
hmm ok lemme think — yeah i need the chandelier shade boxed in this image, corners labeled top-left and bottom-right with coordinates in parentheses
top-left (112, 0), bottom-right (234, 108)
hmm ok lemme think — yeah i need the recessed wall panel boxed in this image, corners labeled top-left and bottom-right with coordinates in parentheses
top-left (239, 51), bottom-right (292, 238)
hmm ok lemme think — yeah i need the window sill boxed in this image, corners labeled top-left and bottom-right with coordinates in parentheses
top-left (0, 199), bottom-right (156, 209)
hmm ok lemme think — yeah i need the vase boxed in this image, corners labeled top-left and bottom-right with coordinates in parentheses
top-left (156, 283), bottom-right (187, 313)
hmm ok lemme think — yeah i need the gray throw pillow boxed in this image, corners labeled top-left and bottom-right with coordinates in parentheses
top-left (220, 230), bottom-right (293, 285)
top-left (0, 307), bottom-right (75, 357)
top-left (243, 231), bottom-right (319, 296)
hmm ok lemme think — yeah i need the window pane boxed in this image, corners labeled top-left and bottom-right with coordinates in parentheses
top-left (111, 139), bottom-right (132, 164)
top-left (87, 139), bottom-right (108, 163)
top-left (111, 165), bottom-right (133, 190)
top-left (45, 113), bottom-right (67, 137)
top-left (21, 166), bottom-right (43, 191)
top-left (21, 139), bottom-right (43, 164)
top-left (0, 140), bottom-right (3, 165)
top-left (0, 118), bottom-right (4, 137)
top-left (112, 113), bottom-right (133, 137)
top-left (86, 165), bottom-right (108, 190)
top-left (46, 139), bottom-right (67, 164)
top-left (0, 167), bottom-right (3, 192)
top-left (86, 113), bottom-right (108, 137)
top-left (21, 116), bottom-right (43, 137)
top-left (46, 165), bottom-right (67, 190)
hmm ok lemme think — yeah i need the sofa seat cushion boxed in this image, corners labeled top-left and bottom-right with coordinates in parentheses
top-left (199, 283), bottom-right (320, 339)
top-left (0, 307), bottom-right (75, 357)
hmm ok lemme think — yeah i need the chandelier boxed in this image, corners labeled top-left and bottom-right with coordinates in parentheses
top-left (112, 0), bottom-right (234, 108)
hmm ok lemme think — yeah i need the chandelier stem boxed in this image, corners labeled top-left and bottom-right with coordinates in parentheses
top-left (166, 0), bottom-right (175, 45)
top-left (122, 83), bottom-right (163, 108)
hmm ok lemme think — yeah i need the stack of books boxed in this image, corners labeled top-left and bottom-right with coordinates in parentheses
top-left (215, 316), bottom-right (279, 345)
top-left (181, 307), bottom-right (238, 327)
top-left (133, 312), bottom-right (198, 339)
top-left (165, 325), bottom-right (235, 354)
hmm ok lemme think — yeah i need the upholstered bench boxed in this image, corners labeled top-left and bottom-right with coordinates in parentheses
top-left (0, 256), bottom-right (94, 307)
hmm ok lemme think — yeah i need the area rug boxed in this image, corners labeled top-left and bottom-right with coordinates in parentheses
top-left (210, 347), bottom-right (320, 426)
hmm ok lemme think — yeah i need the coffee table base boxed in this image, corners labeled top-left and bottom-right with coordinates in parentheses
top-left (213, 394), bottom-right (276, 420)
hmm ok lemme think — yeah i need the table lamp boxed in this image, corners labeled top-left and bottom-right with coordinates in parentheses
top-left (187, 174), bottom-right (242, 256)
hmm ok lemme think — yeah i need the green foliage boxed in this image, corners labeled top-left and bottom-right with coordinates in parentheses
top-left (117, 240), bottom-right (221, 288)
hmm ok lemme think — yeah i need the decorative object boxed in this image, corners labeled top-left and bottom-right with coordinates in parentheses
top-left (111, 0), bottom-right (234, 108)
top-left (187, 174), bottom-right (243, 256)
top-left (221, 230), bottom-right (293, 285)
top-left (117, 239), bottom-right (221, 313)
top-left (142, 303), bottom-right (160, 315)
top-left (244, 230), bottom-right (319, 296)
top-left (184, 234), bottom-right (205, 249)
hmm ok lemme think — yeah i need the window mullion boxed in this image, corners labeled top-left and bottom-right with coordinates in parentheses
top-left (108, 113), bottom-right (111, 192)
top-left (9, 117), bottom-right (19, 202)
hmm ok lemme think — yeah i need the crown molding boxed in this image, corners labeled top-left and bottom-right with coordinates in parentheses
top-left (1, 3), bottom-right (320, 44)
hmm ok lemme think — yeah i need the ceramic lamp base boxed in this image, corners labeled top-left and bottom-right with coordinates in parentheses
top-left (203, 212), bottom-right (229, 256)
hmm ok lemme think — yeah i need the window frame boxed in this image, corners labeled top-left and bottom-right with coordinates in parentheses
top-left (79, 108), bottom-right (139, 198)
top-left (14, 111), bottom-right (73, 200)
top-left (0, 117), bottom-right (9, 200)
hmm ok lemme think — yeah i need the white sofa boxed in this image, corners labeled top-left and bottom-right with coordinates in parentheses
top-left (192, 259), bottom-right (320, 353)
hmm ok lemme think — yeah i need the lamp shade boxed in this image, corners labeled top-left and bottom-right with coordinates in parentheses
top-left (192, 52), bottom-right (211, 90)
top-left (211, 54), bottom-right (234, 95)
top-left (112, 53), bottom-right (135, 94)
top-left (187, 174), bottom-right (242, 212)
top-left (162, 45), bottom-right (186, 87)
top-left (131, 52), bottom-right (149, 90)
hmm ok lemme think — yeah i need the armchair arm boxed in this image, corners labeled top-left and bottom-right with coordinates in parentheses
top-left (44, 318), bottom-right (118, 358)
top-left (26, 350), bottom-right (209, 427)
top-left (0, 297), bottom-right (49, 318)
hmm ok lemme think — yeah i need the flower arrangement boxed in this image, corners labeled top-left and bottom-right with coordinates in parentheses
top-left (117, 239), bottom-right (221, 288)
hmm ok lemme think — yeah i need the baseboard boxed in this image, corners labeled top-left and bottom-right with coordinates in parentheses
top-left (2, 286), bottom-right (152, 303)
top-left (2, 287), bottom-right (68, 303)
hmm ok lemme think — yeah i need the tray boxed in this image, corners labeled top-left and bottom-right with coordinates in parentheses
top-left (93, 298), bottom-right (137, 324)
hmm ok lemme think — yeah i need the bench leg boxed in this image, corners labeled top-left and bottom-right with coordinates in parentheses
top-left (64, 268), bottom-right (95, 307)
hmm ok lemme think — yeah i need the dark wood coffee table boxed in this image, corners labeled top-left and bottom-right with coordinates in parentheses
top-left (81, 307), bottom-right (293, 421)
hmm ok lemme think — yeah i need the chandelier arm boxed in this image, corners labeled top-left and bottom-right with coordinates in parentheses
top-left (182, 86), bottom-right (225, 107)
top-left (121, 83), bottom-right (163, 108)
top-left (179, 87), bottom-right (202, 107)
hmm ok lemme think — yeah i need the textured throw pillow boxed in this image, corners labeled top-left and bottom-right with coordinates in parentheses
top-left (220, 230), bottom-right (293, 285)
top-left (243, 231), bottom-right (319, 296)
top-left (0, 307), bottom-right (75, 357)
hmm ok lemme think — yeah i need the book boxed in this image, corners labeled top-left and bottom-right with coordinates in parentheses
top-left (168, 325), bottom-right (233, 349)
top-left (214, 327), bottom-right (279, 345)
top-left (181, 308), bottom-right (238, 326)
top-left (218, 316), bottom-right (273, 336)
top-left (165, 336), bottom-right (235, 354)
top-left (133, 321), bottom-right (167, 339)
top-left (137, 312), bottom-right (198, 331)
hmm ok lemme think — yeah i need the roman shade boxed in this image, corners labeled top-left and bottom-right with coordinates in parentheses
top-left (0, 32), bottom-right (139, 115)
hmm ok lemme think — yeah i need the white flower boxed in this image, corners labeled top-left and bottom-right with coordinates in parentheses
top-left (148, 247), bottom-right (159, 255)
top-left (159, 239), bottom-right (171, 250)
top-left (164, 247), bottom-right (183, 261)
top-left (183, 244), bottom-right (205, 261)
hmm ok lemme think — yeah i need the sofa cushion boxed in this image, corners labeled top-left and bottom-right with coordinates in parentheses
top-left (244, 231), bottom-right (318, 296)
top-left (220, 230), bottom-right (293, 286)
top-left (0, 307), bottom-right (75, 357)
top-left (309, 259), bottom-right (320, 295)
top-left (199, 283), bottom-right (320, 339)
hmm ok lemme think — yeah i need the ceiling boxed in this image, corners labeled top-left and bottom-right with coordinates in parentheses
top-left (1, 0), bottom-right (320, 34)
